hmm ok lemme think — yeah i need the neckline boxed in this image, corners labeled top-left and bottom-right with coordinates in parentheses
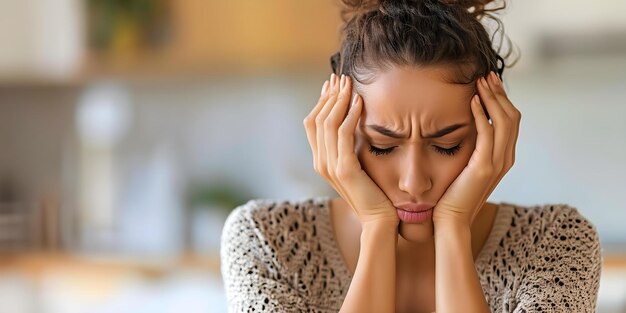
top-left (474, 201), bottom-right (514, 265)
top-left (315, 196), bottom-right (514, 279)
top-left (314, 196), bottom-right (354, 283)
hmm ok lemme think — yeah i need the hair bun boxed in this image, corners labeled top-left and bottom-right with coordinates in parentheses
top-left (340, 0), bottom-right (504, 22)
top-left (439, 0), bottom-right (505, 19)
top-left (339, 0), bottom-right (380, 22)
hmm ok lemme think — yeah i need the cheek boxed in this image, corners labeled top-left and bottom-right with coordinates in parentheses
top-left (354, 134), bottom-right (477, 185)
top-left (354, 137), bottom-right (392, 181)
top-left (421, 136), bottom-right (473, 184)
top-left (354, 138), bottom-right (376, 171)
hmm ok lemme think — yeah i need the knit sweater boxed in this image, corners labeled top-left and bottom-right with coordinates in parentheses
top-left (220, 196), bottom-right (602, 312)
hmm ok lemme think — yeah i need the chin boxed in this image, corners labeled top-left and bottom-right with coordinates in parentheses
top-left (398, 220), bottom-right (435, 243)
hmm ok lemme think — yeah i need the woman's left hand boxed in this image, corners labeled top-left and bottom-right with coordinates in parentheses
top-left (432, 71), bottom-right (521, 228)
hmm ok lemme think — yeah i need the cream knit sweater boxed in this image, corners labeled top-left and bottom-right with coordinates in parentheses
top-left (220, 196), bottom-right (602, 312)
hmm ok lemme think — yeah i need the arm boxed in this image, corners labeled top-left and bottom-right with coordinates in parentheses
top-left (431, 71), bottom-right (518, 312)
top-left (435, 222), bottom-right (491, 313)
top-left (512, 206), bottom-right (602, 312)
top-left (339, 221), bottom-right (398, 313)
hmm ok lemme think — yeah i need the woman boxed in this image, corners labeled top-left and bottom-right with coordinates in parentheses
top-left (220, 0), bottom-right (602, 312)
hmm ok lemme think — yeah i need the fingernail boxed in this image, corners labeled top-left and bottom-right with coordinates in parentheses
top-left (321, 80), bottom-right (329, 95)
top-left (491, 72), bottom-right (498, 86)
top-left (340, 74), bottom-right (345, 88)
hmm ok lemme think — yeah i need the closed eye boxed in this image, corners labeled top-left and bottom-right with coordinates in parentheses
top-left (368, 144), bottom-right (462, 157)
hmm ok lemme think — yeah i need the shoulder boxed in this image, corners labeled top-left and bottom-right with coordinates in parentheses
top-left (220, 197), bottom-right (349, 308)
top-left (220, 197), bottom-right (332, 275)
top-left (221, 197), bottom-right (322, 245)
top-left (524, 203), bottom-right (602, 269)
top-left (220, 198), bottom-right (318, 287)
top-left (509, 202), bottom-right (600, 250)
top-left (493, 202), bottom-right (601, 263)
top-left (487, 202), bottom-right (602, 311)
top-left (493, 202), bottom-right (599, 246)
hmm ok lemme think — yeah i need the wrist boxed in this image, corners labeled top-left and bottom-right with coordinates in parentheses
top-left (433, 212), bottom-right (471, 230)
top-left (360, 213), bottom-right (399, 231)
top-left (361, 219), bottom-right (399, 233)
top-left (359, 219), bottom-right (398, 253)
top-left (434, 220), bottom-right (472, 236)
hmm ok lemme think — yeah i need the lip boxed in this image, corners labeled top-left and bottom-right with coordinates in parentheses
top-left (395, 203), bottom-right (435, 212)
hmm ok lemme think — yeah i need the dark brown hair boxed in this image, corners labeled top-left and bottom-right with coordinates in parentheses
top-left (331, 0), bottom-right (519, 89)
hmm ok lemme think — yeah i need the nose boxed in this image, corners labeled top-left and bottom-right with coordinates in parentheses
top-left (398, 148), bottom-right (432, 198)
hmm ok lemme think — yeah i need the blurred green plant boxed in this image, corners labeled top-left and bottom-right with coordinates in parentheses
top-left (185, 179), bottom-right (254, 215)
top-left (87, 0), bottom-right (171, 52)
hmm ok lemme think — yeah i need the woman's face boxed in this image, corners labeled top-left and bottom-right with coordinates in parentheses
top-left (353, 65), bottom-right (478, 243)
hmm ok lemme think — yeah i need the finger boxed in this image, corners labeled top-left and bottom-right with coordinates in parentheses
top-left (303, 79), bottom-right (330, 155)
top-left (326, 75), bottom-right (352, 167)
top-left (477, 76), bottom-right (511, 170)
top-left (488, 72), bottom-right (516, 118)
top-left (482, 73), bottom-right (520, 210)
top-left (488, 72), bottom-right (521, 171)
top-left (471, 94), bottom-right (493, 165)
top-left (336, 94), bottom-right (363, 210)
top-left (338, 93), bottom-right (362, 167)
top-left (316, 74), bottom-right (340, 176)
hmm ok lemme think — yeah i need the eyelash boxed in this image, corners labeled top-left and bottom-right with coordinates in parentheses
top-left (368, 144), bottom-right (462, 157)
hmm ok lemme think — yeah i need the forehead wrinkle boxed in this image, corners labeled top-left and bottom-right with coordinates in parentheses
top-left (357, 66), bottom-right (475, 140)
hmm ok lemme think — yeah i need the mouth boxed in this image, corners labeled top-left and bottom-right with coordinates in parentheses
top-left (395, 203), bottom-right (434, 212)
top-left (394, 203), bottom-right (435, 223)
top-left (395, 207), bottom-right (433, 223)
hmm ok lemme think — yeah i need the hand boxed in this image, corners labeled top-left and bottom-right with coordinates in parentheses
top-left (432, 71), bottom-right (521, 228)
top-left (303, 73), bottom-right (399, 227)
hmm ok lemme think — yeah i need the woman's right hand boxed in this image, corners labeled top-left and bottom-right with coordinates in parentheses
top-left (303, 73), bottom-right (399, 227)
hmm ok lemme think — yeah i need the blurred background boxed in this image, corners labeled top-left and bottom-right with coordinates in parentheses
top-left (0, 0), bottom-right (625, 312)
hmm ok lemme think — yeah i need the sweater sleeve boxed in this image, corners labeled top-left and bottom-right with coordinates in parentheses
top-left (513, 205), bottom-right (602, 312)
top-left (220, 201), bottom-right (310, 313)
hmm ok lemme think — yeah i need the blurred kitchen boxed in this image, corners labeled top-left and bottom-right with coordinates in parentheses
top-left (0, 0), bottom-right (625, 312)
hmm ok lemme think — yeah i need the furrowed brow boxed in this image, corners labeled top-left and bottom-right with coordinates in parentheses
top-left (365, 123), bottom-right (468, 139)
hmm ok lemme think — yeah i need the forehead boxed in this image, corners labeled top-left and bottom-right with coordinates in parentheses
top-left (358, 66), bottom-right (474, 126)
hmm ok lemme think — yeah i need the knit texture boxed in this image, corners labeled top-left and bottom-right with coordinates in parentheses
top-left (220, 196), bottom-right (602, 312)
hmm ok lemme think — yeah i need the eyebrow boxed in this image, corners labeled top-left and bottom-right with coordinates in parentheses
top-left (365, 123), bottom-right (468, 139)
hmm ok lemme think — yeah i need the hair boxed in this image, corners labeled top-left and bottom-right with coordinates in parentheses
top-left (331, 0), bottom-right (519, 89)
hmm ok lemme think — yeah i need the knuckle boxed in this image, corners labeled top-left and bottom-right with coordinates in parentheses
top-left (505, 161), bottom-right (513, 171)
top-left (336, 166), bottom-right (352, 181)
top-left (314, 115), bottom-right (325, 126)
top-left (494, 161), bottom-right (504, 172)
top-left (326, 167), bottom-right (337, 180)
top-left (324, 118), bottom-right (339, 129)
top-left (303, 116), bottom-right (314, 127)
top-left (319, 167), bottom-right (330, 179)
top-left (479, 165), bottom-right (494, 177)
top-left (327, 93), bottom-right (338, 102)
top-left (336, 92), bottom-right (347, 103)
top-left (338, 125), bottom-right (350, 136)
